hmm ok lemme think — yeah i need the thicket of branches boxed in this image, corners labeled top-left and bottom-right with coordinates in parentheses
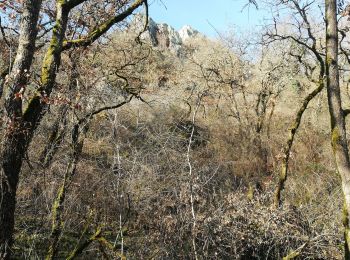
top-left (0, 0), bottom-right (350, 259)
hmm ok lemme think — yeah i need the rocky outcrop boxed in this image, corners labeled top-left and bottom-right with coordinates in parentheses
top-left (130, 15), bottom-right (202, 54)
top-left (151, 22), bottom-right (183, 51)
top-left (178, 25), bottom-right (200, 41)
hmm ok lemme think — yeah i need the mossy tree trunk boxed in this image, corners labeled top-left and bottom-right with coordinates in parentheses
top-left (40, 52), bottom-right (79, 168)
top-left (325, 0), bottom-right (350, 257)
top-left (0, 0), bottom-right (146, 257)
top-left (274, 80), bottom-right (324, 208)
top-left (40, 105), bottom-right (69, 168)
top-left (46, 124), bottom-right (84, 260)
top-left (0, 1), bottom-right (42, 258)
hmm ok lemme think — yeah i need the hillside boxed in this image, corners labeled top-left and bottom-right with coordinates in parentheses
top-left (0, 1), bottom-right (349, 259)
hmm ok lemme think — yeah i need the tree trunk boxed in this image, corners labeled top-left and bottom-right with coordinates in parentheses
top-left (0, 1), bottom-right (42, 258)
top-left (274, 81), bottom-right (324, 208)
top-left (325, 0), bottom-right (350, 257)
top-left (40, 105), bottom-right (69, 168)
top-left (0, 1), bottom-right (146, 257)
top-left (46, 124), bottom-right (83, 259)
top-left (40, 52), bottom-right (79, 168)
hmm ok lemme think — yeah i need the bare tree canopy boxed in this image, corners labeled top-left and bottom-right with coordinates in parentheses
top-left (1, 0), bottom-right (350, 259)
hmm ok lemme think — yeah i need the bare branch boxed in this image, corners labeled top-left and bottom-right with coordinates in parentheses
top-left (62, 0), bottom-right (146, 51)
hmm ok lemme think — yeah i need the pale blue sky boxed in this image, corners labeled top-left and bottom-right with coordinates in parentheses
top-left (148, 0), bottom-right (267, 37)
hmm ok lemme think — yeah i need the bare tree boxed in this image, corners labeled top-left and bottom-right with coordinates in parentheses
top-left (0, 0), bottom-right (147, 257)
top-left (325, 0), bottom-right (350, 257)
top-left (260, 0), bottom-right (326, 207)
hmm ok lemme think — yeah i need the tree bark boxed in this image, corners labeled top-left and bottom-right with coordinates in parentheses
top-left (325, 0), bottom-right (350, 257)
top-left (46, 124), bottom-right (83, 260)
top-left (274, 81), bottom-right (324, 208)
top-left (40, 105), bottom-right (69, 168)
top-left (40, 53), bottom-right (78, 168)
top-left (0, 1), bottom-right (42, 258)
top-left (0, 0), bottom-right (146, 257)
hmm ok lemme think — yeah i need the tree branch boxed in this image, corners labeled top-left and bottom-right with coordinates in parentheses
top-left (62, 0), bottom-right (146, 51)
top-left (78, 96), bottom-right (133, 125)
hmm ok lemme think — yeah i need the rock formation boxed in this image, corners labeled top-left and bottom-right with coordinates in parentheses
top-left (130, 14), bottom-right (203, 54)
